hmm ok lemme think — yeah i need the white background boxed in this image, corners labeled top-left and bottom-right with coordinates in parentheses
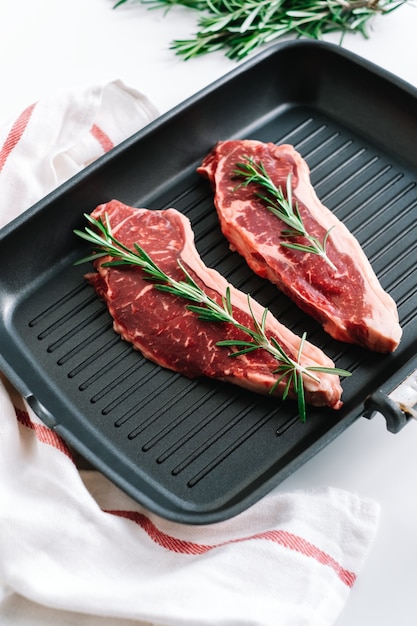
top-left (1, 1), bottom-right (417, 624)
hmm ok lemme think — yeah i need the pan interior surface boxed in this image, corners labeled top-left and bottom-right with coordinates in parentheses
top-left (1, 42), bottom-right (416, 523)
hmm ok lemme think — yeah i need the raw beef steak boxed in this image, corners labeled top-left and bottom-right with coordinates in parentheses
top-left (85, 200), bottom-right (344, 410)
top-left (198, 140), bottom-right (402, 353)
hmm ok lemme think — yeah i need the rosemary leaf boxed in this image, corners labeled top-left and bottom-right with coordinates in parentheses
top-left (74, 213), bottom-right (351, 421)
top-left (114, 0), bottom-right (406, 60)
top-left (233, 157), bottom-right (337, 270)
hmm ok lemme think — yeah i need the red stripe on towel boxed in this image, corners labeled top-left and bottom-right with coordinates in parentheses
top-left (13, 403), bottom-right (356, 588)
top-left (15, 407), bottom-right (73, 460)
top-left (106, 509), bottom-right (357, 587)
top-left (90, 123), bottom-right (114, 153)
top-left (0, 103), bottom-right (36, 173)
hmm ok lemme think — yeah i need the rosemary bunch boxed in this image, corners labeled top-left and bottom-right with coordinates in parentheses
top-left (114, 0), bottom-right (405, 60)
top-left (74, 213), bottom-right (350, 421)
top-left (233, 157), bottom-right (336, 270)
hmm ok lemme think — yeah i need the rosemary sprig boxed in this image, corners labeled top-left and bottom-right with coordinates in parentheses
top-left (113, 0), bottom-right (405, 60)
top-left (74, 213), bottom-right (350, 421)
top-left (233, 156), bottom-right (336, 270)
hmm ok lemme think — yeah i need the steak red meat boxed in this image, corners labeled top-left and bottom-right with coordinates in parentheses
top-left (198, 140), bottom-right (402, 353)
top-left (86, 200), bottom-right (344, 410)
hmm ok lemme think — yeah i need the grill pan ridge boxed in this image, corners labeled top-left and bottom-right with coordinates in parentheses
top-left (1, 41), bottom-right (417, 523)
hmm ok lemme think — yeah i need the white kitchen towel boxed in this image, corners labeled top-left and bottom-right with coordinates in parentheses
top-left (0, 79), bottom-right (158, 229)
top-left (0, 81), bottom-right (380, 626)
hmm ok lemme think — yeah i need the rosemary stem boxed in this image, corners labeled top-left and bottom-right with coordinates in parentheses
top-left (114, 0), bottom-right (406, 60)
top-left (74, 212), bottom-right (351, 421)
top-left (233, 158), bottom-right (337, 271)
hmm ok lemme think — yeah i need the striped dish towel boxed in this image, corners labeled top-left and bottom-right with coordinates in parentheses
top-left (0, 79), bottom-right (158, 229)
top-left (0, 81), bottom-right (379, 626)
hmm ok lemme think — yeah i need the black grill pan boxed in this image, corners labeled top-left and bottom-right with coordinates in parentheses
top-left (1, 41), bottom-right (417, 524)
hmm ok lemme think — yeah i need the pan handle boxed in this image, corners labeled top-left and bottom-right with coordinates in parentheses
top-left (363, 391), bottom-right (412, 433)
top-left (363, 367), bottom-right (417, 434)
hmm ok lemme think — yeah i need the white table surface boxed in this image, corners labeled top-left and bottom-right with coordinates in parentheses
top-left (1, 1), bottom-right (417, 625)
